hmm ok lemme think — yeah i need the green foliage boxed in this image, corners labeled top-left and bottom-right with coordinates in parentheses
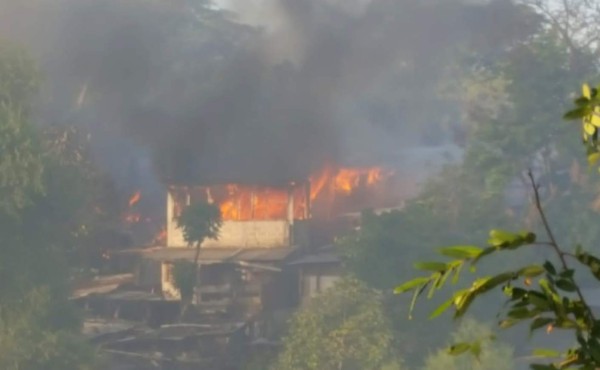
top-left (395, 131), bottom-right (600, 370)
top-left (338, 26), bottom-right (600, 370)
top-left (0, 40), bottom-right (40, 111)
top-left (0, 287), bottom-right (97, 370)
top-left (273, 278), bottom-right (401, 370)
top-left (564, 83), bottom-right (600, 168)
top-left (0, 41), bottom-right (97, 369)
top-left (175, 202), bottom-right (222, 316)
top-left (422, 319), bottom-right (514, 370)
top-left (176, 201), bottom-right (222, 247)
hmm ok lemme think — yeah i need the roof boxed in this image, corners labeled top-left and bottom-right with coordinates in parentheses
top-left (99, 290), bottom-right (166, 302)
top-left (288, 245), bottom-right (341, 266)
top-left (130, 246), bottom-right (299, 264)
top-left (72, 274), bottom-right (135, 299)
top-left (82, 318), bottom-right (138, 340)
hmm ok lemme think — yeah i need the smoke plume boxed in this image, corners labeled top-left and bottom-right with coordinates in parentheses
top-left (0, 0), bottom-right (537, 188)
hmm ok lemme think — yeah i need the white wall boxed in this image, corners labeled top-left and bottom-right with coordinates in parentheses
top-left (166, 191), bottom-right (292, 248)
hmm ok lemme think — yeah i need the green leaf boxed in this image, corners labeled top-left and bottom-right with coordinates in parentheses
top-left (470, 341), bottom-right (482, 360)
top-left (452, 262), bottom-right (463, 284)
top-left (394, 277), bottom-right (430, 294)
top-left (509, 287), bottom-right (527, 300)
top-left (587, 338), bottom-right (600, 363)
top-left (408, 286), bottom-right (420, 320)
top-left (528, 293), bottom-right (551, 310)
top-left (539, 279), bottom-right (558, 298)
top-left (476, 272), bottom-right (516, 294)
top-left (414, 262), bottom-right (447, 272)
top-left (583, 83), bottom-right (592, 99)
top-left (564, 107), bottom-right (588, 120)
top-left (499, 318), bottom-right (520, 329)
top-left (428, 273), bottom-right (440, 298)
top-left (530, 318), bottom-right (554, 334)
top-left (436, 268), bottom-right (452, 290)
top-left (519, 231), bottom-right (537, 244)
top-left (555, 279), bottom-right (577, 292)
top-left (507, 306), bottom-right (535, 319)
top-left (575, 96), bottom-right (590, 106)
top-left (559, 269), bottom-right (575, 279)
top-left (532, 348), bottom-right (561, 358)
top-left (553, 319), bottom-right (577, 329)
top-left (448, 342), bottom-right (471, 355)
top-left (543, 261), bottom-right (557, 275)
top-left (591, 113), bottom-right (600, 127)
top-left (589, 152), bottom-right (600, 166)
top-left (520, 265), bottom-right (545, 278)
top-left (488, 229), bottom-right (518, 247)
top-left (429, 296), bottom-right (454, 319)
top-left (438, 245), bottom-right (483, 259)
top-left (584, 122), bottom-right (596, 136)
top-left (454, 293), bottom-right (475, 319)
top-left (576, 252), bottom-right (600, 280)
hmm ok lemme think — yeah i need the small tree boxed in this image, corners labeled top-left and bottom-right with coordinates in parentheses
top-left (395, 84), bottom-right (600, 370)
top-left (273, 277), bottom-right (402, 370)
top-left (174, 201), bottom-right (222, 315)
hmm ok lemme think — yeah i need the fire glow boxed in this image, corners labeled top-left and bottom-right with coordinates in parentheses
top-left (129, 191), bottom-right (142, 207)
top-left (123, 190), bottom-right (142, 224)
top-left (169, 166), bottom-right (395, 222)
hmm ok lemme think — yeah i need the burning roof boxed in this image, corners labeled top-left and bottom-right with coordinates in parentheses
top-left (168, 164), bottom-right (398, 222)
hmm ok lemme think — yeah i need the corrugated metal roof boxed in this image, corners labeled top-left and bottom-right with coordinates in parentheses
top-left (138, 246), bottom-right (298, 263)
top-left (71, 274), bottom-right (135, 299)
top-left (288, 245), bottom-right (341, 265)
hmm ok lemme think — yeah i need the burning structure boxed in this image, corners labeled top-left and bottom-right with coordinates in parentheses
top-left (126, 164), bottom-right (398, 321)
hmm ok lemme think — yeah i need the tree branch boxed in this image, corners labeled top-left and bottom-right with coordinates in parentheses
top-left (527, 170), bottom-right (596, 322)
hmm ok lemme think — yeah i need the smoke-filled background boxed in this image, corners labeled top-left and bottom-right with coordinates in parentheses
top-left (0, 0), bottom-right (536, 195)
top-left (5, 1), bottom-right (600, 368)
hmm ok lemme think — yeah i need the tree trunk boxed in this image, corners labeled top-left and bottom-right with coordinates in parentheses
top-left (179, 241), bottom-right (202, 321)
top-left (193, 241), bottom-right (201, 305)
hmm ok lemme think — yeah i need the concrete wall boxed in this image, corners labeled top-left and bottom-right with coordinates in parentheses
top-left (166, 191), bottom-right (295, 248)
top-left (299, 265), bottom-right (342, 306)
top-left (168, 219), bottom-right (292, 248)
top-left (161, 262), bottom-right (181, 300)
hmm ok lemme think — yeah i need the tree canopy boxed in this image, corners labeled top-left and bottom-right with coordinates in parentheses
top-left (273, 278), bottom-right (401, 370)
top-left (0, 39), bottom-right (99, 370)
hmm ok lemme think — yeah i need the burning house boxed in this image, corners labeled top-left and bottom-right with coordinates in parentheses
top-left (139, 180), bottom-right (312, 319)
top-left (118, 165), bottom-right (400, 317)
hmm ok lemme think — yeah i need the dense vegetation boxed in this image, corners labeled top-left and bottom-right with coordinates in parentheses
top-left (0, 40), bottom-right (101, 370)
top-left (2, 0), bottom-right (600, 369)
top-left (276, 1), bottom-right (600, 370)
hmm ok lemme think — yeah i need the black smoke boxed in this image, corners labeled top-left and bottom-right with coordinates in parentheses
top-left (0, 0), bottom-right (539, 188)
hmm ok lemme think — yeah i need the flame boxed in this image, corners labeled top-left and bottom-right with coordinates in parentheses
top-left (170, 165), bottom-right (394, 222)
top-left (310, 165), bottom-right (333, 200)
top-left (128, 191), bottom-right (141, 207)
top-left (124, 213), bottom-right (141, 223)
top-left (153, 227), bottom-right (167, 245)
top-left (310, 166), bottom-right (392, 199)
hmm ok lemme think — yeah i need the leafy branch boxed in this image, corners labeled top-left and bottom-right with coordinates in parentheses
top-left (396, 170), bottom-right (600, 370)
top-left (396, 83), bottom-right (600, 369)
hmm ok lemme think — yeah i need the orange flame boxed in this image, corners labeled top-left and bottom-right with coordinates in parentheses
top-left (128, 191), bottom-right (141, 207)
top-left (124, 213), bottom-right (141, 223)
top-left (170, 165), bottom-right (394, 222)
top-left (153, 227), bottom-right (167, 245)
top-left (309, 166), bottom-right (392, 200)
